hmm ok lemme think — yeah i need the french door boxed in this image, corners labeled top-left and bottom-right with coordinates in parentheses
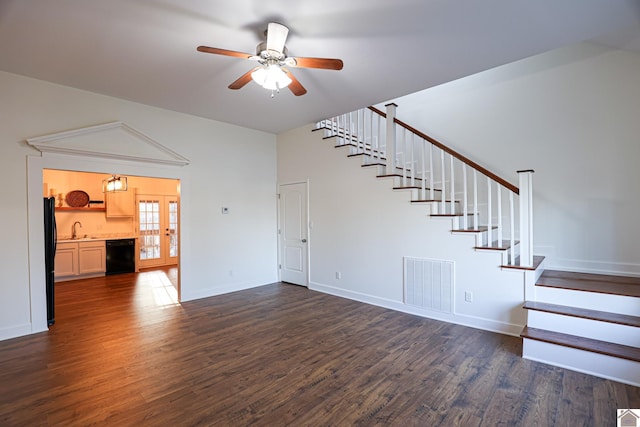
top-left (137, 195), bottom-right (178, 268)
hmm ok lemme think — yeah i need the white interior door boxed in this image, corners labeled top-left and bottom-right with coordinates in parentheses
top-left (138, 195), bottom-right (178, 268)
top-left (279, 182), bottom-right (308, 286)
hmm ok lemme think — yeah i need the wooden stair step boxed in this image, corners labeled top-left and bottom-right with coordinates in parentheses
top-left (452, 226), bottom-right (497, 233)
top-left (431, 213), bottom-right (475, 218)
top-left (521, 326), bottom-right (640, 363)
top-left (412, 199), bottom-right (458, 204)
top-left (393, 186), bottom-right (422, 190)
top-left (501, 255), bottom-right (545, 271)
top-left (475, 240), bottom-right (519, 251)
top-left (537, 270), bottom-right (640, 298)
top-left (523, 301), bottom-right (640, 328)
top-left (378, 173), bottom-right (421, 180)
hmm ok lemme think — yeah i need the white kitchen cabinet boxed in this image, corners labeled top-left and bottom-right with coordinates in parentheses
top-left (106, 189), bottom-right (136, 217)
top-left (54, 242), bottom-right (79, 278)
top-left (55, 240), bottom-right (106, 281)
top-left (78, 241), bottom-right (106, 274)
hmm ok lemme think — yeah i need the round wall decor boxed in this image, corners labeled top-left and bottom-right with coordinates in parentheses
top-left (65, 190), bottom-right (90, 207)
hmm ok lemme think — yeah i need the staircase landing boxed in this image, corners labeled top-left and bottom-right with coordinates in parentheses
top-left (536, 270), bottom-right (640, 298)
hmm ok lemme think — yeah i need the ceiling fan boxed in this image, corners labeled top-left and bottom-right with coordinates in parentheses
top-left (197, 22), bottom-right (343, 96)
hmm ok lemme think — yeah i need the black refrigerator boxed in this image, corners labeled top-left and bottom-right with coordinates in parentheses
top-left (44, 197), bottom-right (57, 326)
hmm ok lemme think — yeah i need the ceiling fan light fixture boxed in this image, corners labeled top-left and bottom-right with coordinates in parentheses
top-left (251, 64), bottom-right (292, 91)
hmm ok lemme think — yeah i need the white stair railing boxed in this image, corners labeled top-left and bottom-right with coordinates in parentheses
top-left (316, 105), bottom-right (535, 267)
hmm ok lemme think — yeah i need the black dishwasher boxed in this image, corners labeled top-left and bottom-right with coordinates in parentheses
top-left (106, 239), bottom-right (136, 275)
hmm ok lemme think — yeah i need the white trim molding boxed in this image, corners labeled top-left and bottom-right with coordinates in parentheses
top-left (26, 121), bottom-right (190, 166)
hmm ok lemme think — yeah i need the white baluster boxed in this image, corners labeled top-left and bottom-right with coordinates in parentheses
top-left (518, 170), bottom-right (535, 267)
top-left (429, 145), bottom-right (434, 200)
top-left (497, 184), bottom-right (503, 246)
top-left (357, 109), bottom-right (362, 152)
top-left (369, 109), bottom-right (374, 160)
top-left (473, 170), bottom-right (478, 231)
top-left (450, 155), bottom-right (455, 216)
top-left (410, 133), bottom-right (415, 187)
top-left (348, 112), bottom-right (353, 146)
top-left (462, 165), bottom-right (468, 230)
top-left (440, 150), bottom-right (446, 213)
top-left (402, 129), bottom-right (407, 186)
top-left (385, 103), bottom-right (397, 175)
top-left (509, 192), bottom-right (515, 265)
top-left (421, 138), bottom-right (426, 200)
top-left (487, 177), bottom-right (492, 246)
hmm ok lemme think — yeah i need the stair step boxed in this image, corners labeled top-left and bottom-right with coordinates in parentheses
top-left (452, 226), bottom-right (496, 233)
top-left (523, 301), bottom-right (640, 328)
top-left (501, 255), bottom-right (545, 271)
top-left (475, 240), bottom-right (519, 251)
top-left (361, 162), bottom-right (386, 167)
top-left (378, 173), bottom-right (422, 181)
top-left (520, 326), bottom-right (640, 363)
top-left (537, 270), bottom-right (640, 298)
top-left (431, 213), bottom-right (475, 218)
top-left (411, 199), bottom-right (459, 204)
top-left (393, 186), bottom-right (422, 190)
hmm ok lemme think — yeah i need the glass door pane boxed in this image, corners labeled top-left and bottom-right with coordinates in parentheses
top-left (168, 200), bottom-right (178, 258)
top-left (139, 200), bottom-right (161, 261)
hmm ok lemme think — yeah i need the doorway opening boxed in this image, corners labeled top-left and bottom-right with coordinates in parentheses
top-left (43, 168), bottom-right (181, 313)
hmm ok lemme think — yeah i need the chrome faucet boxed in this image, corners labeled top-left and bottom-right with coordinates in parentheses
top-left (72, 221), bottom-right (82, 240)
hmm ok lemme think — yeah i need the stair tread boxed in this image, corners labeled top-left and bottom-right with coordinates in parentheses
top-left (537, 270), bottom-right (640, 298)
top-left (393, 186), bottom-right (422, 190)
top-left (412, 199), bottom-right (459, 203)
top-left (501, 255), bottom-right (545, 271)
top-left (523, 301), bottom-right (640, 327)
top-left (521, 326), bottom-right (640, 363)
top-left (452, 226), bottom-right (497, 233)
top-left (431, 213), bottom-right (475, 217)
top-left (379, 174), bottom-right (423, 182)
top-left (475, 240), bottom-right (519, 250)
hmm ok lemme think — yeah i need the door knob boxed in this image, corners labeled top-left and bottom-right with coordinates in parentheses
top-left (301, 239), bottom-right (307, 243)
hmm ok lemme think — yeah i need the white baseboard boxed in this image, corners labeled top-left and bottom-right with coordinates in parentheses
top-left (309, 281), bottom-right (523, 337)
top-left (0, 323), bottom-right (34, 342)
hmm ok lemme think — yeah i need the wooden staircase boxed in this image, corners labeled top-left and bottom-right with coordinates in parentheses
top-left (315, 106), bottom-right (640, 386)
top-left (521, 270), bottom-right (640, 386)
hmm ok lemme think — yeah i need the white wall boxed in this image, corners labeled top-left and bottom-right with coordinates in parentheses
top-left (278, 125), bottom-right (528, 336)
top-left (383, 43), bottom-right (640, 276)
top-left (0, 71), bottom-right (278, 341)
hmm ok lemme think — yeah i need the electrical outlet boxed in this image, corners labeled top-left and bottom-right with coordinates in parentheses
top-left (221, 207), bottom-right (229, 214)
top-left (464, 291), bottom-right (473, 302)
top-left (336, 272), bottom-right (341, 279)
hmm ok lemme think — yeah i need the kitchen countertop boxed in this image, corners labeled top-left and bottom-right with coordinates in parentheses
top-left (57, 236), bottom-right (137, 243)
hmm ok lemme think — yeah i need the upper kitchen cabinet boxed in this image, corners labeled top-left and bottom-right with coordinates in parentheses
top-left (106, 189), bottom-right (136, 218)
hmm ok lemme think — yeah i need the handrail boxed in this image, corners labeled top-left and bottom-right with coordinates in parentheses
top-left (368, 106), bottom-right (518, 194)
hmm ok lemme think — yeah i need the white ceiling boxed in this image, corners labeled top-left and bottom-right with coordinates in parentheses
top-left (1, 0), bottom-right (639, 134)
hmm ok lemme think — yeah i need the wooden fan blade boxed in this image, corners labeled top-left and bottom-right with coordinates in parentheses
top-left (286, 71), bottom-right (307, 96)
top-left (291, 57), bottom-right (343, 70)
top-left (229, 68), bottom-right (257, 90)
top-left (197, 46), bottom-right (253, 59)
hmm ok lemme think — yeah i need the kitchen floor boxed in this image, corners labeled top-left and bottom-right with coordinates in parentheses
top-left (55, 266), bottom-right (179, 317)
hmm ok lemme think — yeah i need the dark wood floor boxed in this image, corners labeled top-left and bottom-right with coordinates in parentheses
top-left (1, 269), bottom-right (638, 426)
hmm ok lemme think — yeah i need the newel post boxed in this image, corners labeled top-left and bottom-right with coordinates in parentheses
top-left (385, 103), bottom-right (398, 175)
top-left (517, 169), bottom-right (535, 267)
